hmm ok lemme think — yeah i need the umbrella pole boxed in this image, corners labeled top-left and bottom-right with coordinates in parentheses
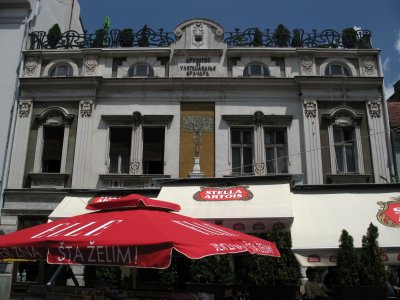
top-left (131, 267), bottom-right (137, 289)
top-left (46, 265), bottom-right (65, 286)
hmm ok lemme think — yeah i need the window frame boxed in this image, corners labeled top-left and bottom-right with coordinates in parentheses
top-left (230, 127), bottom-right (254, 175)
top-left (325, 63), bottom-right (350, 76)
top-left (128, 63), bottom-right (154, 77)
top-left (243, 63), bottom-right (270, 77)
top-left (264, 127), bottom-right (289, 174)
top-left (49, 64), bottom-right (73, 77)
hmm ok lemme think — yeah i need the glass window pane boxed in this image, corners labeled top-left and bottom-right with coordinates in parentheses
top-left (231, 129), bottom-right (241, 144)
top-left (335, 146), bottom-right (344, 173)
top-left (135, 64), bottom-right (148, 76)
top-left (232, 148), bottom-right (241, 173)
top-left (264, 130), bottom-right (273, 145)
top-left (243, 66), bottom-right (250, 77)
top-left (242, 130), bottom-right (253, 144)
top-left (266, 148), bottom-right (275, 173)
top-left (275, 130), bottom-right (286, 144)
top-left (262, 66), bottom-right (269, 77)
top-left (343, 67), bottom-right (350, 76)
top-left (333, 128), bottom-right (342, 144)
top-left (331, 65), bottom-right (342, 75)
top-left (250, 64), bottom-right (262, 76)
top-left (277, 146), bottom-right (288, 173)
top-left (242, 148), bottom-right (253, 173)
top-left (345, 145), bottom-right (357, 172)
top-left (343, 129), bottom-right (354, 143)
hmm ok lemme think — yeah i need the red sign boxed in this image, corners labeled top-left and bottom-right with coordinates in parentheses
top-left (193, 186), bottom-right (253, 201)
top-left (307, 255), bottom-right (321, 263)
top-left (377, 198), bottom-right (400, 228)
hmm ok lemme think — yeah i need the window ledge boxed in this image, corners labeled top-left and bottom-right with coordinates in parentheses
top-left (99, 174), bottom-right (170, 189)
top-left (327, 174), bottom-right (371, 184)
top-left (29, 173), bottom-right (69, 188)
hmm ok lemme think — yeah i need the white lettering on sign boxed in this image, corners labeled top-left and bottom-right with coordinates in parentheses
top-left (209, 241), bottom-right (274, 255)
top-left (30, 220), bottom-right (123, 239)
top-left (172, 220), bottom-right (237, 236)
top-left (0, 246), bottom-right (44, 259)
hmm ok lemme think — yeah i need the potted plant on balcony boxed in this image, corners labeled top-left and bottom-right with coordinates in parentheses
top-left (47, 24), bottom-right (62, 49)
top-left (242, 229), bottom-right (302, 300)
top-left (187, 255), bottom-right (235, 297)
top-left (252, 27), bottom-right (263, 47)
top-left (118, 28), bottom-right (134, 47)
top-left (273, 24), bottom-right (291, 47)
top-left (341, 27), bottom-right (358, 48)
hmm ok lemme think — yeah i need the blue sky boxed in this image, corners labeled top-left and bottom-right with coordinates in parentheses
top-left (79, 0), bottom-right (400, 99)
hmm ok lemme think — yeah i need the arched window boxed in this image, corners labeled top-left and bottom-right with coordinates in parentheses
top-left (50, 64), bottom-right (73, 77)
top-left (128, 63), bottom-right (154, 77)
top-left (243, 63), bottom-right (270, 77)
top-left (325, 64), bottom-right (350, 76)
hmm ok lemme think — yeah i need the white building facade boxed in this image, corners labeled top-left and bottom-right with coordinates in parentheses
top-left (0, 18), bottom-right (398, 298)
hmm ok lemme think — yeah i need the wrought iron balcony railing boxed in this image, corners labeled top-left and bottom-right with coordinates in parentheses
top-left (28, 26), bottom-right (372, 50)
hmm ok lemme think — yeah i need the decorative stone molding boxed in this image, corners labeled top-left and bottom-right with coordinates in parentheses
top-left (361, 56), bottom-right (376, 75)
top-left (253, 111), bottom-right (264, 125)
top-left (24, 57), bottom-right (40, 77)
top-left (80, 100), bottom-right (93, 117)
top-left (304, 101), bottom-right (317, 118)
top-left (301, 55), bottom-right (313, 75)
top-left (130, 161), bottom-right (141, 175)
top-left (18, 100), bottom-right (32, 118)
top-left (132, 111), bottom-right (142, 126)
top-left (254, 162), bottom-right (265, 175)
top-left (368, 101), bottom-right (381, 118)
top-left (83, 56), bottom-right (98, 76)
top-left (192, 23), bottom-right (205, 47)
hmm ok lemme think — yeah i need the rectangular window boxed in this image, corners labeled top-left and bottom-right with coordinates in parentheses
top-left (333, 127), bottom-right (357, 173)
top-left (42, 127), bottom-right (64, 173)
top-left (109, 127), bottom-right (131, 174)
top-left (264, 128), bottom-right (288, 173)
top-left (231, 128), bottom-right (253, 175)
top-left (142, 128), bottom-right (164, 174)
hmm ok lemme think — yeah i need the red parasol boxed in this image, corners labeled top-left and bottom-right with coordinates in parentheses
top-left (0, 194), bottom-right (280, 268)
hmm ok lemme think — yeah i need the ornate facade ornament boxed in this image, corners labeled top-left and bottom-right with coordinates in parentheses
top-left (24, 57), bottom-right (40, 77)
top-left (368, 101), bottom-right (381, 118)
top-left (132, 111), bottom-right (142, 126)
top-left (301, 55), bottom-right (313, 75)
top-left (80, 100), bottom-right (93, 117)
top-left (192, 23), bottom-right (205, 47)
top-left (303, 101), bottom-right (317, 118)
top-left (84, 56), bottom-right (98, 76)
top-left (18, 101), bottom-right (32, 118)
top-left (182, 116), bottom-right (214, 133)
top-left (377, 198), bottom-right (400, 228)
top-left (253, 111), bottom-right (264, 125)
top-left (362, 56), bottom-right (376, 75)
top-left (254, 162), bottom-right (265, 175)
top-left (130, 161), bottom-right (141, 175)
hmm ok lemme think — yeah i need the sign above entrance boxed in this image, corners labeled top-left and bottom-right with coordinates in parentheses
top-left (193, 186), bottom-right (253, 201)
top-left (377, 198), bottom-right (400, 228)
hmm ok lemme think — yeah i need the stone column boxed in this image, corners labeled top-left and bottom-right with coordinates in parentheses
top-left (302, 100), bottom-right (323, 184)
top-left (366, 100), bottom-right (391, 182)
top-left (253, 111), bottom-right (266, 175)
top-left (7, 99), bottom-right (33, 188)
top-left (71, 99), bottom-right (94, 188)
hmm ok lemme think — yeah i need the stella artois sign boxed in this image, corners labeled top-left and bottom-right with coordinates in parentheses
top-left (377, 198), bottom-right (400, 228)
top-left (193, 186), bottom-right (253, 201)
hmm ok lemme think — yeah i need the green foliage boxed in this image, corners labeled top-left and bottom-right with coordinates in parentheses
top-left (47, 24), bottom-right (62, 48)
top-left (359, 223), bottom-right (386, 286)
top-left (252, 28), bottom-right (263, 47)
top-left (379, 174), bottom-right (400, 183)
top-left (189, 255), bottom-right (235, 284)
top-left (273, 24), bottom-right (291, 47)
top-left (138, 25), bottom-right (149, 47)
top-left (336, 229), bottom-right (360, 286)
top-left (83, 265), bottom-right (121, 287)
top-left (291, 29), bottom-right (303, 47)
top-left (118, 28), bottom-right (134, 47)
top-left (244, 229), bottom-right (301, 286)
top-left (342, 27), bottom-right (358, 48)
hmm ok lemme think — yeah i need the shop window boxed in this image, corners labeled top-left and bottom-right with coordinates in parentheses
top-left (50, 64), bottom-right (73, 77)
top-left (333, 127), bottom-right (357, 173)
top-left (128, 63), bottom-right (154, 77)
top-left (264, 128), bottom-right (288, 173)
top-left (142, 128), bottom-right (164, 174)
top-left (231, 128), bottom-right (254, 175)
top-left (243, 63), bottom-right (270, 77)
top-left (324, 64), bottom-right (350, 76)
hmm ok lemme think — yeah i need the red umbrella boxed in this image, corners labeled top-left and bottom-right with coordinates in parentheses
top-left (0, 194), bottom-right (280, 268)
